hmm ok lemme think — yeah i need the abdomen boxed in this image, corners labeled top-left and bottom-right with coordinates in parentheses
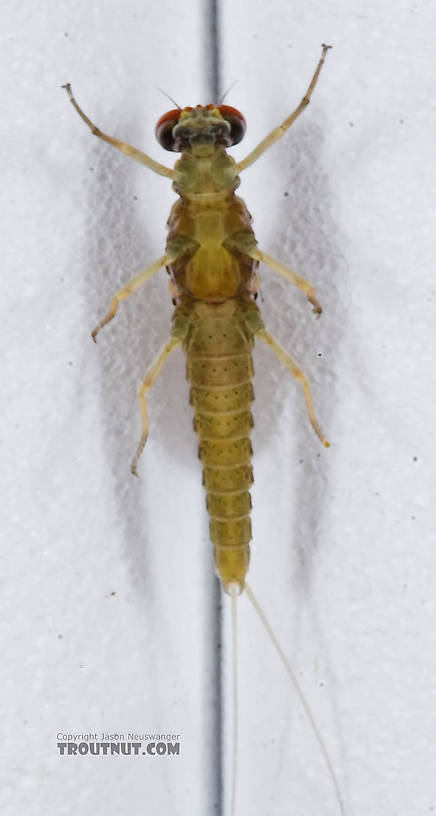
top-left (183, 299), bottom-right (256, 592)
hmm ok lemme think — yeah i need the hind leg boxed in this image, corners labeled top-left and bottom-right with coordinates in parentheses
top-left (130, 337), bottom-right (180, 476)
top-left (256, 328), bottom-right (329, 447)
top-left (130, 314), bottom-right (190, 475)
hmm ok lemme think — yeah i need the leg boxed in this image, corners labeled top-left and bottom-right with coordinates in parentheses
top-left (256, 328), bottom-right (329, 447)
top-left (62, 84), bottom-right (174, 179)
top-left (224, 233), bottom-right (321, 314)
top-left (236, 44), bottom-right (331, 173)
top-left (92, 251), bottom-right (177, 341)
top-left (250, 248), bottom-right (322, 315)
top-left (130, 337), bottom-right (180, 476)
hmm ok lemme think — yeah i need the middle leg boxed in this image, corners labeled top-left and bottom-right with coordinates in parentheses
top-left (92, 250), bottom-right (181, 342)
top-left (224, 233), bottom-right (322, 314)
top-left (249, 247), bottom-right (322, 315)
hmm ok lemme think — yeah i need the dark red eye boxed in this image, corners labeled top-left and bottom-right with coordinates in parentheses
top-left (155, 109), bottom-right (181, 151)
top-left (218, 105), bottom-right (246, 146)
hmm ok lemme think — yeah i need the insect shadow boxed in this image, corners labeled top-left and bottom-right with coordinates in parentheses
top-left (81, 113), bottom-right (191, 594)
top-left (247, 116), bottom-right (344, 597)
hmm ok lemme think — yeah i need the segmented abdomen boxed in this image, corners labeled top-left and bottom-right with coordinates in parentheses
top-left (184, 300), bottom-right (255, 592)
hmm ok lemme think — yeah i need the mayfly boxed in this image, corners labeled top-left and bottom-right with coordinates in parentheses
top-left (64, 43), bottom-right (346, 815)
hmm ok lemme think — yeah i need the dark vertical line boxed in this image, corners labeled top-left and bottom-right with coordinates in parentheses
top-left (205, 5), bottom-right (224, 813)
top-left (207, 0), bottom-right (222, 102)
top-left (211, 577), bottom-right (223, 814)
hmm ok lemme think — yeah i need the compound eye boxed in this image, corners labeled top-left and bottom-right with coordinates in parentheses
top-left (155, 109), bottom-right (181, 151)
top-left (218, 105), bottom-right (246, 146)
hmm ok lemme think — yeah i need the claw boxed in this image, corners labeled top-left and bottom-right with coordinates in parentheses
top-left (309, 295), bottom-right (322, 316)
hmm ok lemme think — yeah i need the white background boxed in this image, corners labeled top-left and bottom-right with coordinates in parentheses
top-left (1, 1), bottom-right (435, 815)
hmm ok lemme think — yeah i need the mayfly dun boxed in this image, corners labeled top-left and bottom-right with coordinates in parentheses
top-left (63, 43), bottom-right (346, 815)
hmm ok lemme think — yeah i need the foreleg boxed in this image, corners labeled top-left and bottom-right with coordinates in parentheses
top-left (235, 44), bottom-right (331, 173)
top-left (63, 84), bottom-right (174, 179)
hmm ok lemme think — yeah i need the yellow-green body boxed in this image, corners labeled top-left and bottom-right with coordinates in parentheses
top-left (66, 45), bottom-right (331, 593)
top-left (166, 142), bottom-right (264, 592)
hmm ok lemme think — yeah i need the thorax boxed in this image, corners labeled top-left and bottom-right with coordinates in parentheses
top-left (172, 147), bottom-right (239, 199)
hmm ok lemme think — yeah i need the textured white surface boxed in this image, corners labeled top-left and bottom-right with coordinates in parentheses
top-left (2, 0), bottom-right (436, 815)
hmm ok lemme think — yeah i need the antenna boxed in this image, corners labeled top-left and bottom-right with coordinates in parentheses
top-left (156, 87), bottom-right (182, 109)
top-left (218, 80), bottom-right (237, 105)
